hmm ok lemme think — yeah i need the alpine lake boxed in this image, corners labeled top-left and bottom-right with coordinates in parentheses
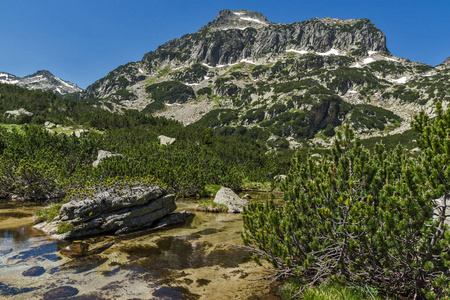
top-left (0, 192), bottom-right (282, 299)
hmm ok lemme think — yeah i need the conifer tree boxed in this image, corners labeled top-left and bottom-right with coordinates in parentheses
top-left (242, 122), bottom-right (450, 299)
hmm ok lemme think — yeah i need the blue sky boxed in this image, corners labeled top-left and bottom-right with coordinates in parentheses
top-left (1, 0), bottom-right (449, 89)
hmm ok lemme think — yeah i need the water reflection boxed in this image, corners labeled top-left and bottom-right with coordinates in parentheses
top-left (0, 225), bottom-right (43, 245)
top-left (0, 197), bottom-right (280, 299)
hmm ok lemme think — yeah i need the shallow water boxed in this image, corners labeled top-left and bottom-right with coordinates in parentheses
top-left (0, 195), bottom-right (281, 299)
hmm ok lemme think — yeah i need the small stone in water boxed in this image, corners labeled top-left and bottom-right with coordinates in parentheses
top-left (22, 266), bottom-right (45, 276)
top-left (60, 243), bottom-right (88, 258)
top-left (0, 248), bottom-right (13, 255)
top-left (43, 286), bottom-right (79, 299)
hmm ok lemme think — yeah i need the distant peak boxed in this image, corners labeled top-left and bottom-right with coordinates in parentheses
top-left (33, 70), bottom-right (54, 77)
top-left (205, 9), bottom-right (272, 30)
top-left (443, 57), bottom-right (450, 65)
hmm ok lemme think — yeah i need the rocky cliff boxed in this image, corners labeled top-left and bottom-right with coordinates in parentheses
top-left (82, 9), bottom-right (449, 146)
top-left (0, 70), bottom-right (82, 95)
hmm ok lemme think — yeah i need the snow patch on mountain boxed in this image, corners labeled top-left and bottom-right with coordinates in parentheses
top-left (240, 58), bottom-right (256, 64)
top-left (316, 49), bottom-right (341, 56)
top-left (286, 49), bottom-right (309, 55)
top-left (240, 17), bottom-right (267, 25)
top-left (392, 77), bottom-right (408, 84)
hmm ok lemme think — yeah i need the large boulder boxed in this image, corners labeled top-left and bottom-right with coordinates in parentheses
top-left (34, 184), bottom-right (189, 239)
top-left (4, 108), bottom-right (34, 123)
top-left (213, 187), bottom-right (248, 213)
top-left (92, 150), bottom-right (123, 167)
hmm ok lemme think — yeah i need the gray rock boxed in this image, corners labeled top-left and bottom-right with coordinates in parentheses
top-left (74, 129), bottom-right (88, 137)
top-left (159, 135), bottom-right (176, 145)
top-left (44, 121), bottom-right (56, 128)
top-left (35, 184), bottom-right (180, 239)
top-left (267, 136), bottom-right (280, 142)
top-left (92, 150), bottom-right (123, 167)
top-left (242, 194), bottom-right (252, 200)
top-left (273, 175), bottom-right (287, 182)
top-left (4, 108), bottom-right (34, 123)
top-left (410, 147), bottom-right (421, 154)
top-left (213, 187), bottom-right (248, 213)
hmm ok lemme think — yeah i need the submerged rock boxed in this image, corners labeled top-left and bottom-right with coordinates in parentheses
top-left (213, 187), bottom-right (248, 213)
top-left (22, 266), bottom-right (45, 277)
top-left (60, 243), bottom-right (88, 258)
top-left (43, 286), bottom-right (79, 299)
top-left (34, 184), bottom-right (183, 239)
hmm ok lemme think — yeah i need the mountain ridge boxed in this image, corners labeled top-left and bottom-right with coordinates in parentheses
top-left (81, 9), bottom-right (449, 147)
top-left (0, 70), bottom-right (82, 95)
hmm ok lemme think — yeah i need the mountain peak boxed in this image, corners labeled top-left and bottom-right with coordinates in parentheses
top-left (443, 57), bottom-right (450, 65)
top-left (34, 70), bottom-right (54, 77)
top-left (0, 70), bottom-right (82, 95)
top-left (204, 9), bottom-right (272, 30)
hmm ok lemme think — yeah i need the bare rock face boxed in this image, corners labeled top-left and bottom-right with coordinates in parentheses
top-left (34, 185), bottom-right (187, 240)
top-left (213, 187), bottom-right (248, 213)
top-left (84, 9), bottom-right (388, 99)
top-left (443, 57), bottom-right (450, 65)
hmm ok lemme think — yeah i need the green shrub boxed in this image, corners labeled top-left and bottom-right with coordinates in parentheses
top-left (57, 221), bottom-right (74, 234)
top-left (242, 123), bottom-right (450, 299)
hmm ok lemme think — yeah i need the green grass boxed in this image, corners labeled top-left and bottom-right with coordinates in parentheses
top-left (279, 280), bottom-right (398, 300)
top-left (195, 200), bottom-right (228, 212)
top-left (0, 123), bottom-right (25, 133)
top-left (241, 180), bottom-right (272, 192)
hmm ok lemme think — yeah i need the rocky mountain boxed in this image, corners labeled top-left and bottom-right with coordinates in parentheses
top-left (83, 9), bottom-right (450, 147)
top-left (0, 70), bottom-right (82, 95)
top-left (443, 57), bottom-right (450, 65)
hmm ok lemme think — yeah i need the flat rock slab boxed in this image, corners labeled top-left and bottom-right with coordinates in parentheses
top-left (35, 184), bottom-right (180, 239)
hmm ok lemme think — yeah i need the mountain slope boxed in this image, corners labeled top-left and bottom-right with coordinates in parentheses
top-left (0, 70), bottom-right (82, 95)
top-left (83, 9), bottom-right (450, 146)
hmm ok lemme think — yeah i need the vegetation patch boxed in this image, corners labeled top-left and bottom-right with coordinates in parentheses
top-left (143, 81), bottom-right (195, 113)
top-left (195, 200), bottom-right (228, 213)
top-left (57, 221), bottom-right (74, 234)
top-left (35, 203), bottom-right (63, 222)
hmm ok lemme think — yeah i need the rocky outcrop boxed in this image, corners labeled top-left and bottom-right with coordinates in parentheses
top-left (92, 150), bottom-right (123, 167)
top-left (4, 108), bottom-right (34, 123)
top-left (213, 187), bottom-right (248, 213)
top-left (34, 185), bottom-right (189, 239)
top-left (142, 12), bottom-right (387, 69)
top-left (443, 57), bottom-right (450, 65)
